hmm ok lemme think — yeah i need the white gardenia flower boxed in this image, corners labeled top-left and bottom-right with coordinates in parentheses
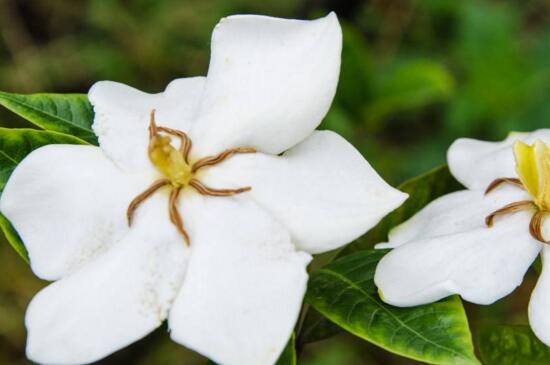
top-left (0, 13), bottom-right (407, 365)
top-left (374, 129), bottom-right (550, 346)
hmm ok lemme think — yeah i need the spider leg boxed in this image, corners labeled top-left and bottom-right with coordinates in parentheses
top-left (157, 126), bottom-right (193, 163)
top-left (127, 179), bottom-right (170, 226)
top-left (530, 210), bottom-right (550, 244)
top-left (189, 179), bottom-right (251, 197)
top-left (149, 109), bottom-right (159, 139)
top-left (485, 200), bottom-right (535, 227)
top-left (169, 186), bottom-right (190, 245)
top-left (149, 109), bottom-right (193, 162)
top-left (192, 147), bottom-right (256, 173)
top-left (485, 177), bottom-right (524, 195)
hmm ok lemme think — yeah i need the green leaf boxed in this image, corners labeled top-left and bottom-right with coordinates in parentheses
top-left (0, 92), bottom-right (96, 144)
top-left (205, 334), bottom-right (296, 365)
top-left (367, 60), bottom-right (455, 123)
top-left (275, 333), bottom-right (297, 365)
top-left (533, 256), bottom-right (543, 275)
top-left (307, 249), bottom-right (480, 365)
top-left (479, 325), bottom-right (550, 365)
top-left (334, 25), bottom-right (373, 114)
top-left (274, 333), bottom-right (296, 365)
top-left (0, 128), bottom-right (86, 262)
top-left (298, 308), bottom-right (342, 344)
top-left (0, 212), bottom-right (28, 264)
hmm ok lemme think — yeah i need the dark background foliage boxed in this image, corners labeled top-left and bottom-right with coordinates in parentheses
top-left (0, 0), bottom-right (548, 364)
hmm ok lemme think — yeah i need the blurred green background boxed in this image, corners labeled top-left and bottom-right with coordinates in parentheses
top-left (0, 0), bottom-right (548, 364)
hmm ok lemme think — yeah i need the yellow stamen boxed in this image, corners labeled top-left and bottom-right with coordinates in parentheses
top-left (485, 140), bottom-right (550, 244)
top-left (514, 141), bottom-right (539, 200)
top-left (535, 141), bottom-right (550, 210)
top-left (513, 140), bottom-right (550, 210)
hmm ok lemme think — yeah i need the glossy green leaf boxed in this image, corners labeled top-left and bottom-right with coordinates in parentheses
top-left (479, 325), bottom-right (550, 365)
top-left (0, 128), bottom-right (86, 262)
top-left (307, 249), bottom-right (480, 365)
top-left (205, 334), bottom-right (296, 365)
top-left (0, 91), bottom-right (96, 144)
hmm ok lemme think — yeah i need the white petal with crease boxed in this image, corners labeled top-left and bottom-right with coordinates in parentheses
top-left (448, 129), bottom-right (550, 190)
top-left (89, 77), bottom-right (205, 172)
top-left (25, 194), bottom-right (188, 365)
top-left (190, 13), bottom-right (342, 156)
top-left (375, 189), bottom-right (541, 306)
top-left (0, 145), bottom-right (143, 281)
top-left (529, 246), bottom-right (550, 346)
top-left (377, 186), bottom-right (530, 249)
top-left (169, 195), bottom-right (311, 365)
top-left (202, 130), bottom-right (407, 254)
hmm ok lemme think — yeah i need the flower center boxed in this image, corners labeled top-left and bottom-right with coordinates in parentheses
top-left (484, 139), bottom-right (550, 243)
top-left (149, 134), bottom-right (193, 187)
top-left (126, 110), bottom-right (256, 245)
top-left (514, 140), bottom-right (550, 211)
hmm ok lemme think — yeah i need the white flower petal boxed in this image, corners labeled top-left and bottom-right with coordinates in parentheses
top-left (190, 13), bottom-right (342, 156)
top-left (0, 145), bottom-right (143, 281)
top-left (169, 195), bottom-right (311, 365)
top-left (25, 194), bottom-right (188, 365)
top-left (377, 186), bottom-right (531, 249)
top-left (202, 131), bottom-right (406, 254)
top-left (529, 246), bottom-right (550, 346)
top-left (89, 77), bottom-right (205, 172)
top-left (448, 129), bottom-right (550, 190)
top-left (374, 189), bottom-right (541, 306)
